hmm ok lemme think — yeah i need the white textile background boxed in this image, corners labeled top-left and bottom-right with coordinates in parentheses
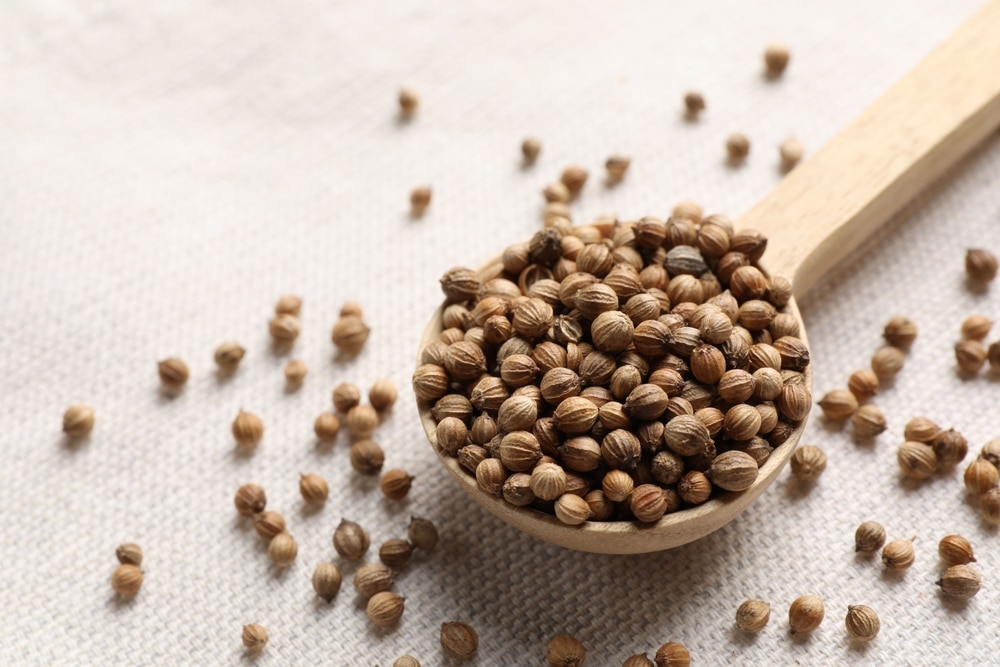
top-left (2, 0), bottom-right (999, 664)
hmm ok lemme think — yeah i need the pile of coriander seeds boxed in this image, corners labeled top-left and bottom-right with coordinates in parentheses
top-left (413, 213), bottom-right (811, 525)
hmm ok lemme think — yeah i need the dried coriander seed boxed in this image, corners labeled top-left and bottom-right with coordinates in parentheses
top-left (254, 511), bottom-right (286, 541)
top-left (441, 622), bottom-right (479, 659)
top-left (214, 342), bottom-right (246, 371)
top-left (897, 441), bottom-right (937, 479)
top-left (554, 493), bottom-right (591, 525)
top-left (678, 470), bottom-right (712, 505)
top-left (989, 341), bottom-right (1000, 369)
top-left (903, 417), bottom-right (939, 443)
top-left (847, 369), bottom-right (879, 400)
top-left (522, 137), bottom-right (541, 164)
top-left (312, 562), bottom-right (342, 602)
top-left (234, 483), bottom-right (266, 516)
top-left (380, 469), bottom-right (415, 500)
top-left (630, 484), bottom-right (667, 523)
top-left (966, 248), bottom-right (998, 283)
top-left (961, 314), bottom-right (992, 340)
top-left (299, 473), bottom-right (329, 505)
top-left (955, 339), bottom-right (986, 373)
top-left (346, 404), bottom-right (379, 438)
top-left (852, 404), bottom-right (886, 438)
top-left (241, 623), bottom-right (268, 652)
top-left (157, 357), bottom-right (189, 391)
top-left (314, 412), bottom-right (341, 441)
top-left (369, 379), bottom-right (398, 411)
top-left (818, 389), bottom-right (858, 421)
top-left (983, 487), bottom-right (1000, 524)
top-left (333, 519), bottom-right (370, 560)
top-left (530, 462), bottom-right (567, 501)
top-left (332, 316), bottom-right (370, 354)
top-left (602, 469), bottom-right (635, 502)
top-left (726, 133), bottom-right (750, 162)
top-left (349, 439), bottom-right (385, 475)
top-left (931, 428), bottom-right (968, 467)
top-left (283, 359), bottom-right (307, 385)
top-left (367, 591), bottom-right (405, 627)
top-left (735, 600), bottom-right (770, 633)
top-left (779, 138), bottom-right (803, 169)
top-left (268, 532), bottom-right (298, 567)
top-left (845, 605), bottom-right (880, 641)
top-left (543, 182), bottom-right (570, 204)
top-left (62, 404), bottom-right (95, 437)
top-left (623, 656), bottom-right (655, 667)
top-left (379, 539), bottom-right (414, 568)
top-left (275, 294), bottom-right (302, 316)
top-left (937, 564), bottom-right (982, 599)
top-left (788, 595), bottom-right (824, 633)
top-left (790, 445), bottom-right (826, 482)
top-left (111, 564), bottom-right (143, 597)
top-left (354, 563), bottom-right (395, 598)
top-left (882, 537), bottom-right (916, 569)
top-left (547, 634), bottom-right (585, 667)
top-left (883, 316), bottom-right (917, 348)
top-left (709, 450), bottom-right (759, 491)
top-left (115, 543), bottom-right (143, 567)
top-left (963, 456), bottom-right (998, 494)
top-left (938, 535), bottom-right (976, 565)
top-left (398, 88), bottom-right (419, 116)
top-left (232, 410), bottom-right (264, 449)
top-left (683, 91), bottom-right (705, 116)
top-left (408, 517), bottom-right (439, 551)
top-left (871, 346), bottom-right (905, 378)
top-left (854, 521), bottom-right (886, 553)
top-left (764, 43), bottom-right (790, 76)
top-left (653, 642), bottom-right (690, 667)
top-left (268, 314), bottom-right (300, 344)
top-left (561, 166), bottom-right (588, 195)
top-left (332, 383), bottom-right (362, 413)
top-left (606, 156), bottom-right (631, 181)
top-left (394, 657), bottom-right (421, 667)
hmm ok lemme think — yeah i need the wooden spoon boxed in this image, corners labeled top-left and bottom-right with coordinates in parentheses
top-left (416, 1), bottom-right (1000, 554)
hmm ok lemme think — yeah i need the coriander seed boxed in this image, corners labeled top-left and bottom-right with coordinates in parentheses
top-left (332, 316), bottom-right (370, 353)
top-left (333, 519), bottom-right (369, 560)
top-left (214, 342), bottom-right (246, 371)
top-left (654, 642), bottom-right (690, 667)
top-left (955, 339), bottom-right (986, 373)
top-left (678, 470), bottom-right (712, 505)
top-left (157, 357), bottom-right (189, 391)
top-left (602, 469), bottom-right (635, 502)
top-left (726, 133), bottom-right (750, 162)
top-left (349, 439), bottom-right (385, 475)
top-left (543, 182), bottom-right (570, 204)
top-left (903, 416), bottom-right (939, 443)
top-left (965, 248), bottom-right (998, 283)
top-left (988, 341), bottom-right (1000, 370)
top-left (818, 389), bottom-right (858, 421)
top-left (779, 138), bottom-right (803, 169)
top-left (283, 359), bottom-right (307, 385)
top-left (547, 634), bottom-right (585, 667)
top-left (764, 43), bottom-right (790, 76)
top-left (554, 493), bottom-right (591, 525)
top-left (241, 623), bottom-right (268, 652)
top-left (561, 166), bottom-right (588, 195)
top-left (268, 314), bottom-right (300, 344)
top-left (312, 562), bottom-right (342, 602)
top-left (522, 137), bottom-right (541, 163)
top-left (354, 563), bottom-right (395, 598)
top-left (408, 516), bottom-right (439, 550)
top-left (790, 444), bottom-right (826, 482)
top-left (931, 428), bottom-right (968, 467)
top-left (672, 200), bottom-right (703, 222)
top-left (410, 186), bottom-right (432, 215)
top-left (380, 468), bottom-right (414, 500)
top-left (871, 346), bottom-right (905, 378)
top-left (937, 564), bottom-right (982, 599)
top-left (62, 404), bottom-right (95, 437)
top-left (852, 404), bottom-right (886, 438)
top-left (367, 591), bottom-right (405, 627)
top-left (379, 539), bottom-right (414, 568)
top-left (398, 88), bottom-right (419, 116)
top-left (854, 521), bottom-right (886, 553)
top-left (983, 487), bottom-right (1000, 524)
top-left (299, 473), bottom-right (329, 505)
top-left (606, 155), bottom-right (631, 181)
top-left (883, 316), bottom-right (917, 348)
top-left (254, 511), bottom-right (286, 541)
top-left (630, 484), bottom-right (667, 523)
top-left (897, 441), bottom-right (937, 479)
top-left (234, 483), bottom-right (267, 516)
top-left (369, 379), bottom-right (398, 411)
top-left (268, 532), bottom-right (298, 567)
top-left (115, 543), bottom-right (143, 567)
top-left (111, 564), bottom-right (143, 597)
top-left (623, 656), bottom-right (655, 667)
top-left (845, 605), bottom-right (880, 641)
top-left (314, 412), bottom-right (341, 441)
top-left (788, 595), bottom-right (824, 633)
top-left (938, 534), bottom-right (976, 565)
top-left (232, 410), bottom-right (264, 449)
top-left (847, 369), bottom-right (879, 400)
top-left (340, 301), bottom-right (363, 318)
top-left (963, 456), bottom-right (998, 494)
top-left (683, 91), bottom-right (705, 116)
top-left (275, 294), bottom-right (302, 316)
top-left (530, 462), bottom-right (567, 501)
top-left (709, 450), bottom-right (759, 491)
top-left (735, 599), bottom-right (770, 633)
top-left (346, 404), bottom-right (379, 438)
top-left (441, 622), bottom-right (479, 659)
top-left (882, 537), bottom-right (916, 569)
top-left (961, 314), bottom-right (992, 340)
top-left (332, 382), bottom-right (362, 413)
top-left (394, 657), bottom-right (421, 667)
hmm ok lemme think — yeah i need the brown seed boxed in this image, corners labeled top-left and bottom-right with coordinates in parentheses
top-left (931, 428), bottom-right (968, 467)
top-left (543, 182), bottom-right (570, 204)
top-left (854, 521), bottom-right (886, 553)
top-left (606, 155), bottom-right (631, 181)
top-left (897, 441), bottom-right (937, 479)
top-left (234, 483), bottom-right (267, 516)
top-left (724, 404), bottom-right (762, 441)
top-left (788, 595), bottom-right (824, 633)
top-left (764, 43), bottom-right (790, 76)
top-left (349, 439), bottom-right (385, 475)
top-left (314, 413), bottom-right (341, 441)
top-left (254, 511), bottom-right (286, 541)
top-left (678, 470), bottom-right (712, 505)
top-left (624, 384), bottom-right (670, 421)
top-left (332, 383), bottom-right (362, 412)
top-left (654, 642), bottom-right (690, 667)
top-left (369, 379), bottom-right (398, 411)
top-left (883, 316), bottom-right (917, 348)
top-left (818, 389), bottom-right (858, 421)
top-left (561, 166), bottom-right (588, 194)
top-left (444, 341), bottom-right (487, 381)
top-left (903, 416), bottom-right (939, 443)
top-left (963, 456), bottom-right (998, 494)
top-left (552, 397), bottom-right (599, 435)
top-left (111, 564), bottom-right (143, 597)
top-left (779, 138), bottom-right (804, 169)
top-left (408, 517), bottom-right (439, 551)
top-left (966, 248), bottom-right (998, 282)
top-left (726, 133), bottom-right (750, 162)
top-left (547, 634), bottom-right (586, 667)
top-left (522, 137), bottom-right (541, 163)
top-left (232, 410), bottom-right (264, 449)
top-left (630, 484), bottom-right (668, 523)
top-left (530, 462), bottom-right (567, 501)
top-left (790, 445), bottom-right (826, 482)
top-left (778, 382), bottom-right (811, 421)
top-left (690, 344), bottom-right (726, 385)
top-left (410, 186), bottom-right (432, 216)
top-left (955, 340), bottom-right (986, 373)
top-left (275, 294), bottom-right (302, 316)
top-left (845, 605), bottom-right (880, 641)
top-left (623, 656), bottom-right (655, 667)
top-left (268, 532), bottom-right (298, 567)
top-left (735, 600), bottom-right (770, 633)
top-left (346, 404), bottom-right (379, 438)
top-left (312, 562), bottom-right (342, 602)
top-left (871, 346), bottom-right (905, 378)
top-left (440, 622), bottom-right (479, 659)
top-left (984, 487), bottom-right (1000, 524)
top-left (852, 404), bottom-right (887, 438)
top-left (380, 469), bottom-right (415, 500)
top-left (512, 298), bottom-right (554, 340)
top-left (394, 657), bottom-right (421, 667)
top-left (115, 543), bottom-right (143, 567)
top-left (683, 91), bottom-right (706, 116)
top-left (332, 316), bottom-right (370, 354)
top-left (554, 493), bottom-right (591, 525)
top-left (938, 534), bottom-right (976, 566)
top-left (367, 591), bottom-right (405, 627)
top-left (62, 404), bottom-right (95, 437)
top-left (961, 314), bottom-right (992, 340)
top-left (241, 624), bottom-right (268, 652)
top-left (882, 537), bottom-right (916, 569)
top-left (214, 342), bottom-right (246, 371)
top-left (157, 358), bottom-right (189, 390)
top-left (601, 429), bottom-right (642, 471)
top-left (937, 564), bottom-right (982, 599)
top-left (299, 473), bottom-right (329, 505)
top-left (269, 314), bottom-right (300, 343)
top-left (398, 88), bottom-right (419, 116)
top-left (333, 519), bottom-right (369, 560)
top-left (354, 563), bottom-right (395, 598)
top-left (710, 450), bottom-right (759, 492)
top-left (602, 469), bottom-right (635, 503)
top-left (283, 359), bottom-right (307, 385)
top-left (476, 458), bottom-right (507, 497)
top-left (379, 538), bottom-right (414, 568)
top-left (663, 414), bottom-right (712, 456)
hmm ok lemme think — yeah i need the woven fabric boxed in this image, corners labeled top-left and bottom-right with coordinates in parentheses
top-left (2, 0), bottom-right (998, 664)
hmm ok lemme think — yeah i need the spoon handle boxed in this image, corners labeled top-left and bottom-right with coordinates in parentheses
top-left (740, 0), bottom-right (1000, 298)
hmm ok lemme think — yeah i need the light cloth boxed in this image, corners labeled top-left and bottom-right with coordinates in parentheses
top-left (1, 1), bottom-right (998, 664)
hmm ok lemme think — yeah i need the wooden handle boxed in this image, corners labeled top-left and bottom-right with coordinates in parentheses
top-left (741, 0), bottom-right (1000, 297)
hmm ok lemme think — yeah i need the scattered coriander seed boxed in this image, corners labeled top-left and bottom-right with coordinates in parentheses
top-left (547, 634), bottom-right (585, 667)
top-left (847, 369), bottom-right (879, 401)
top-left (963, 456), bottom-right (998, 494)
top-left (214, 342), bottom-right (246, 371)
top-left (882, 536), bottom-right (916, 570)
top-left (779, 138), bottom-right (803, 169)
top-left (234, 483), bottom-right (267, 516)
top-left (379, 539), bottom-right (414, 568)
top-left (871, 346), bottom-right (905, 378)
top-left (332, 382), bottom-right (362, 413)
top-left (111, 564), bottom-right (143, 597)
top-left (983, 487), bottom-right (1000, 524)
top-left (522, 137), bottom-right (541, 164)
top-left (333, 519), bottom-right (370, 560)
top-left (283, 359), bottom-right (307, 385)
top-left (654, 641), bottom-right (690, 667)
top-left (369, 379), bottom-right (399, 411)
top-left (346, 404), bottom-right (379, 438)
top-left (398, 88), bottom-right (419, 116)
top-left (275, 294), bottom-right (302, 316)
top-left (561, 166), bottom-right (588, 195)
top-left (961, 314), bottom-right (992, 340)
top-left (115, 543), bottom-right (143, 567)
top-left (543, 182), bottom-right (571, 204)
top-left (845, 605), bottom-right (880, 641)
top-left (299, 473), bottom-right (329, 505)
top-left (332, 316), bottom-right (370, 354)
top-left (897, 441), bottom-right (937, 479)
top-left (984, 439), bottom-right (1000, 467)
top-left (268, 314), bottom-right (300, 344)
top-left (62, 404), bottom-right (95, 437)
top-left (854, 521), bottom-right (886, 553)
top-left (340, 301), bottom-right (363, 318)
top-left (254, 511), bottom-right (286, 541)
top-left (394, 656), bottom-right (421, 667)
top-left (232, 410), bottom-right (264, 449)
top-left (988, 341), bottom-right (1000, 370)
top-left (441, 622), bottom-right (479, 659)
top-left (354, 563), bottom-right (395, 598)
top-left (790, 444), bottom-right (826, 482)
top-left (606, 156), bottom-right (631, 182)
top-left (937, 564), bottom-right (982, 599)
top-left (931, 428), bottom-right (968, 467)
top-left (410, 186), bottom-right (432, 216)
top-left (312, 562), bottom-right (342, 602)
top-left (623, 655), bottom-right (655, 667)
top-left (241, 623), bottom-right (268, 652)
top-left (683, 91), bottom-right (705, 116)
top-left (903, 417), bottom-right (939, 443)
top-left (788, 595), bottom-right (824, 634)
top-left (818, 389), bottom-right (858, 421)
top-left (380, 468), bottom-right (415, 500)
top-left (157, 357), bottom-right (189, 391)
top-left (955, 339), bottom-right (986, 373)
top-left (367, 591), bottom-right (405, 628)
top-left (852, 404), bottom-right (887, 438)
top-left (408, 516), bottom-right (439, 551)
top-left (965, 248), bottom-right (998, 283)
top-left (883, 316), bottom-right (917, 349)
top-left (939, 534), bottom-right (976, 565)
top-left (349, 439), bottom-right (385, 475)
top-left (268, 532), bottom-right (298, 567)
top-left (764, 43), bottom-right (790, 76)
top-left (314, 412), bottom-right (341, 441)
top-left (725, 133), bottom-right (750, 162)
top-left (735, 600), bottom-right (770, 633)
